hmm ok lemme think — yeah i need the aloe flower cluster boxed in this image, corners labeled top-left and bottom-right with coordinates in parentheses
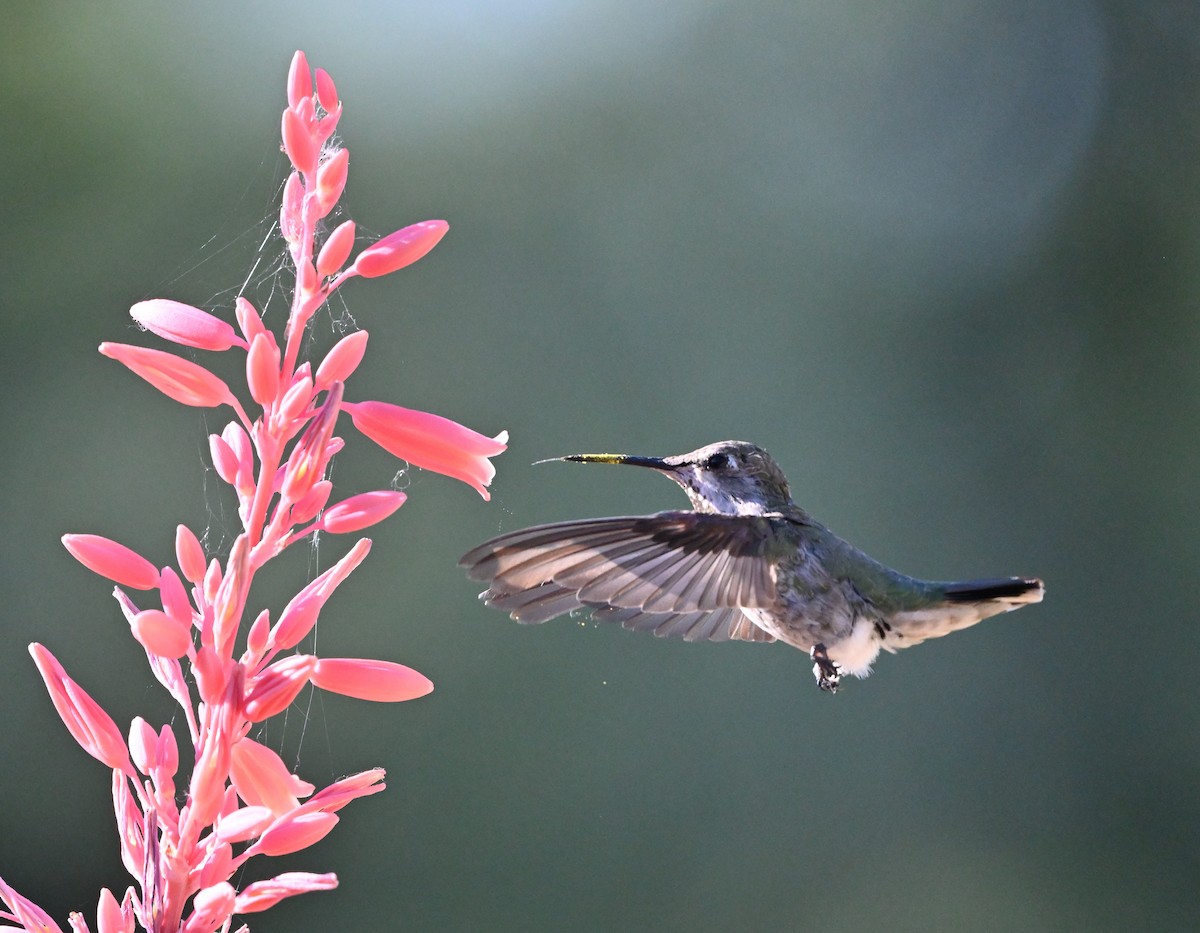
top-left (0, 51), bottom-right (505, 933)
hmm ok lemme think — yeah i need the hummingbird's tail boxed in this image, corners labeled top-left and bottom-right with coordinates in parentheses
top-left (885, 576), bottom-right (1043, 649)
top-left (941, 577), bottom-right (1044, 605)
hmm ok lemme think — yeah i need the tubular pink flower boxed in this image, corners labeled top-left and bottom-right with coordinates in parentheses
top-left (343, 399), bottom-right (507, 499)
top-left (158, 566), bottom-right (193, 629)
top-left (234, 872), bottom-right (338, 914)
top-left (350, 220), bottom-right (449, 278)
top-left (280, 170), bottom-right (304, 248)
top-left (312, 657), bottom-right (433, 702)
top-left (229, 738), bottom-right (313, 815)
top-left (100, 342), bottom-right (239, 410)
top-left (318, 490), bottom-right (406, 534)
top-left (242, 654), bottom-right (317, 721)
top-left (30, 644), bottom-right (132, 774)
top-left (315, 330), bottom-right (368, 389)
top-left (215, 805), bottom-right (274, 843)
top-left (234, 296), bottom-right (267, 344)
top-left (254, 811), bottom-right (338, 857)
top-left (316, 220), bottom-right (355, 280)
top-left (130, 609), bottom-right (192, 659)
top-left (0, 875), bottom-right (66, 933)
top-left (62, 534), bottom-right (160, 590)
top-left (306, 769), bottom-right (386, 813)
top-left (130, 299), bottom-right (247, 352)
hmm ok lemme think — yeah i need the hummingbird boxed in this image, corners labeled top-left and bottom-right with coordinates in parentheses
top-left (459, 440), bottom-right (1044, 692)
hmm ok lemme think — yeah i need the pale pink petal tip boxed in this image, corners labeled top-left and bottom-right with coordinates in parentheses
top-left (287, 51), bottom-right (311, 109)
top-left (311, 657), bottom-right (433, 702)
top-left (62, 533), bottom-right (160, 590)
top-left (351, 220), bottom-right (449, 278)
top-left (130, 299), bottom-right (246, 351)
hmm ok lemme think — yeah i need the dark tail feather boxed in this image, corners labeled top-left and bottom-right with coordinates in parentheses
top-left (942, 577), bottom-right (1044, 604)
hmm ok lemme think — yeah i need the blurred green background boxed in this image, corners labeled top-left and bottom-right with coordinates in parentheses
top-left (2, 1), bottom-right (1198, 930)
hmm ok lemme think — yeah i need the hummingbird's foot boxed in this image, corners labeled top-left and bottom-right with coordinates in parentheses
top-left (810, 644), bottom-right (841, 694)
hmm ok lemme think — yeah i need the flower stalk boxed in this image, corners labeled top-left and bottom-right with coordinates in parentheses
top-left (0, 50), bottom-right (504, 933)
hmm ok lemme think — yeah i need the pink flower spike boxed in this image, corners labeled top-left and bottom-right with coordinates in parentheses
top-left (315, 148), bottom-right (349, 214)
top-left (29, 644), bottom-right (132, 773)
top-left (316, 219), bottom-right (356, 280)
top-left (234, 872), bottom-right (338, 914)
top-left (100, 342), bottom-right (240, 410)
top-left (255, 811), bottom-right (339, 857)
top-left (286, 51), bottom-right (311, 109)
top-left (350, 220), bottom-right (449, 278)
top-left (312, 657), bottom-right (433, 702)
top-left (130, 299), bottom-right (247, 352)
top-left (315, 330), bottom-right (368, 390)
top-left (243, 654), bottom-right (317, 721)
top-left (62, 533), bottom-right (160, 590)
top-left (343, 400), bottom-right (507, 499)
top-left (314, 67), bottom-right (338, 112)
top-left (131, 608), bottom-right (192, 659)
top-left (318, 490), bottom-right (406, 534)
top-left (246, 332), bottom-right (281, 407)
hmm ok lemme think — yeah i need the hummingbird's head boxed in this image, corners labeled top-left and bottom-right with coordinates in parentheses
top-left (556, 440), bottom-right (793, 516)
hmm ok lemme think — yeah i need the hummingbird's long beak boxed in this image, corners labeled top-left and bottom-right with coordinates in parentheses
top-left (534, 453), bottom-right (671, 471)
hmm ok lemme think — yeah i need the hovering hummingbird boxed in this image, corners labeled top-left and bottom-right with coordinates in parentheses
top-left (459, 441), bottom-right (1044, 692)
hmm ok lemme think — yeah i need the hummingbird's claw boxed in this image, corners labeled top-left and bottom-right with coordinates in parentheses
top-left (810, 644), bottom-right (841, 694)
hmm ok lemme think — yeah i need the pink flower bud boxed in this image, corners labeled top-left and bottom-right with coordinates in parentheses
top-left (318, 490), bottom-right (406, 534)
top-left (100, 342), bottom-right (238, 409)
top-left (314, 68), bottom-right (338, 112)
top-left (315, 330), bottom-right (368, 389)
top-left (189, 882), bottom-right (236, 933)
top-left (130, 299), bottom-right (246, 351)
top-left (351, 220), bottom-right (448, 278)
top-left (311, 657), bottom-right (433, 702)
top-left (234, 296), bottom-right (267, 343)
top-left (255, 811), bottom-right (338, 857)
top-left (157, 723), bottom-right (179, 777)
top-left (29, 644), bottom-right (132, 773)
top-left (286, 51), bottom-right (311, 109)
top-left (129, 717), bottom-right (158, 774)
top-left (96, 886), bottom-right (132, 933)
top-left (175, 524), bottom-right (206, 584)
top-left (270, 591), bottom-right (321, 652)
top-left (192, 646), bottom-right (228, 704)
top-left (282, 106), bottom-right (318, 178)
top-left (243, 655), bottom-right (317, 721)
top-left (158, 566), bottom-right (192, 628)
top-left (342, 400), bottom-right (507, 499)
top-left (131, 609), bottom-right (192, 659)
top-left (289, 479), bottom-right (332, 526)
top-left (194, 842), bottom-right (234, 891)
top-left (315, 148), bottom-right (348, 214)
top-left (234, 872), bottom-right (338, 914)
top-left (316, 220), bottom-right (355, 279)
top-left (280, 171), bottom-right (305, 248)
top-left (246, 608), bottom-right (271, 657)
top-left (247, 332), bottom-right (281, 407)
top-left (278, 373), bottom-right (315, 425)
top-left (62, 533), bottom-right (160, 590)
top-left (209, 433), bottom-right (240, 486)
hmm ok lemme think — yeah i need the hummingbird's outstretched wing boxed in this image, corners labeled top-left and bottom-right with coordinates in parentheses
top-left (459, 512), bottom-right (785, 643)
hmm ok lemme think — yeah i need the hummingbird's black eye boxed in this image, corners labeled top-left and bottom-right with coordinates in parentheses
top-left (705, 452), bottom-right (732, 471)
